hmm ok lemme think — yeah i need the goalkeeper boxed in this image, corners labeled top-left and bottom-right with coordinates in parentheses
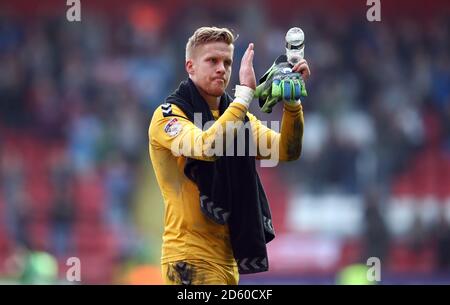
top-left (148, 26), bottom-right (310, 285)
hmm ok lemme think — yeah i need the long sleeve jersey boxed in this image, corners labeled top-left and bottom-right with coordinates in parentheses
top-left (148, 100), bottom-right (304, 265)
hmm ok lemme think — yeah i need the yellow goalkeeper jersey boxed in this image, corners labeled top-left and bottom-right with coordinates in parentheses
top-left (148, 100), bottom-right (304, 266)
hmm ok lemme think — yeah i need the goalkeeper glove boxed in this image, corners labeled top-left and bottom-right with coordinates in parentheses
top-left (254, 55), bottom-right (307, 113)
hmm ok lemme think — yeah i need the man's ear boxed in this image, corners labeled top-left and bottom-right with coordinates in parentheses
top-left (185, 59), bottom-right (194, 75)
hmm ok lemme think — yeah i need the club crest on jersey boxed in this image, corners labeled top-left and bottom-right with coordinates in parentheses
top-left (164, 118), bottom-right (182, 137)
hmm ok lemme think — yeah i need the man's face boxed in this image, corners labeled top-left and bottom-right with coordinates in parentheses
top-left (186, 41), bottom-right (234, 97)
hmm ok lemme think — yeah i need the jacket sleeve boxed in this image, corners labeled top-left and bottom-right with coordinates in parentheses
top-left (248, 102), bottom-right (304, 161)
top-left (149, 102), bottom-right (249, 161)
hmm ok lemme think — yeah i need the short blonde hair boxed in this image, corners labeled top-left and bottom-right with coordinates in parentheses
top-left (185, 27), bottom-right (235, 60)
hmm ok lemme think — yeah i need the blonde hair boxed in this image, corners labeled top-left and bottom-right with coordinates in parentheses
top-left (185, 27), bottom-right (235, 60)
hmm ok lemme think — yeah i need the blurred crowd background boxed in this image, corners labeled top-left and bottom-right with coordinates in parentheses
top-left (0, 0), bottom-right (449, 284)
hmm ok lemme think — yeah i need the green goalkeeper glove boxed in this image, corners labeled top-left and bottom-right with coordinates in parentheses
top-left (254, 55), bottom-right (307, 113)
